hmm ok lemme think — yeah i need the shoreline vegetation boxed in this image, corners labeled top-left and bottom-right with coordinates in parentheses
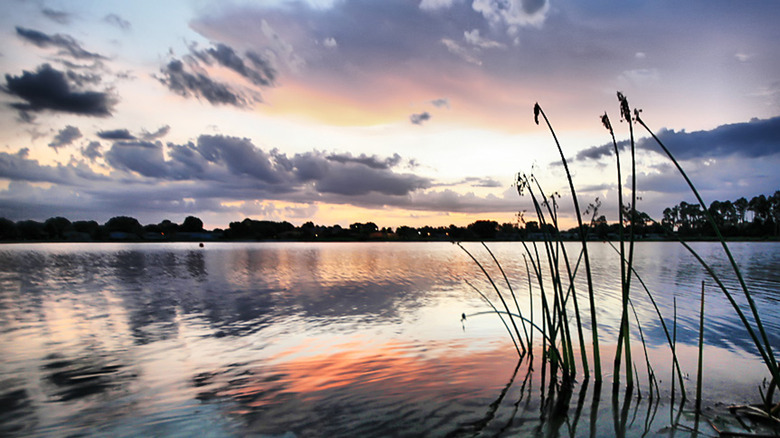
top-left (458, 94), bottom-right (779, 435)
top-left (1, 190), bottom-right (779, 244)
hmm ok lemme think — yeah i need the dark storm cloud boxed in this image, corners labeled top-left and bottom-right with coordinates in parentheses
top-left (104, 141), bottom-right (169, 178)
top-left (3, 64), bottom-right (114, 116)
top-left (0, 140), bottom-right (516, 222)
top-left (104, 13), bottom-right (131, 31)
top-left (100, 134), bottom-right (434, 198)
top-left (325, 152), bottom-right (402, 170)
top-left (81, 141), bottom-right (102, 162)
top-left (97, 129), bottom-right (136, 140)
top-left (313, 162), bottom-right (430, 196)
top-left (196, 135), bottom-right (288, 184)
top-left (158, 59), bottom-right (247, 107)
top-left (636, 116), bottom-right (780, 159)
top-left (48, 125), bottom-right (82, 151)
top-left (410, 112), bottom-right (431, 125)
top-left (2, 131), bottom-right (515, 221)
top-left (157, 41), bottom-right (276, 107)
top-left (575, 140), bottom-right (629, 161)
top-left (42, 8), bottom-right (71, 24)
top-left (15, 27), bottom-right (106, 60)
top-left (576, 116), bottom-right (780, 163)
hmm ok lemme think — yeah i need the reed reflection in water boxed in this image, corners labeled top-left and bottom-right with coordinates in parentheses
top-left (0, 241), bottom-right (778, 436)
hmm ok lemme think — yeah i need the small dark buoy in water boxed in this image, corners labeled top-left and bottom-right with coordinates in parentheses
top-left (199, 242), bottom-right (204, 248)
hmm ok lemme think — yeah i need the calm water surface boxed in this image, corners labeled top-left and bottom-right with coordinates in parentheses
top-left (1, 241), bottom-right (778, 437)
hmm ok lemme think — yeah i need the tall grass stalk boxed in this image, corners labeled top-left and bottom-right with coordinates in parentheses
top-left (531, 177), bottom-right (589, 379)
top-left (695, 280), bottom-right (705, 419)
top-left (459, 243), bottom-right (526, 356)
top-left (635, 111), bottom-right (780, 395)
top-left (481, 242), bottom-right (532, 353)
top-left (606, 241), bottom-right (687, 400)
top-left (464, 279), bottom-right (522, 357)
top-left (523, 254), bottom-right (535, 358)
top-left (628, 298), bottom-right (658, 401)
top-left (534, 103), bottom-right (602, 383)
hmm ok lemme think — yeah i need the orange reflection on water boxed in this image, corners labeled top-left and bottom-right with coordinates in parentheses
top-left (203, 336), bottom-right (523, 412)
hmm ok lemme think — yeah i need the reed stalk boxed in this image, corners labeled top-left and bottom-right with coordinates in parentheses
top-left (481, 242), bottom-right (531, 354)
top-left (534, 103), bottom-right (602, 382)
top-left (464, 279), bottom-right (522, 357)
top-left (459, 243), bottom-right (526, 356)
top-left (695, 280), bottom-right (705, 419)
top-left (605, 241), bottom-right (687, 400)
top-left (635, 111), bottom-right (780, 392)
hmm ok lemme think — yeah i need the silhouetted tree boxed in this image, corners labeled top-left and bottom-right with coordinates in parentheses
top-left (16, 220), bottom-right (45, 240)
top-left (181, 216), bottom-right (204, 233)
top-left (73, 220), bottom-right (100, 240)
top-left (44, 216), bottom-right (72, 240)
top-left (105, 216), bottom-right (143, 236)
top-left (468, 220), bottom-right (498, 239)
top-left (0, 218), bottom-right (18, 240)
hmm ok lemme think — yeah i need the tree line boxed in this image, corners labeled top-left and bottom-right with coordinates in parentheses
top-left (0, 191), bottom-right (778, 243)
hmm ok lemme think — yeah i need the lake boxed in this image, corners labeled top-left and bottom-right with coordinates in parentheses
top-left (1, 241), bottom-right (778, 437)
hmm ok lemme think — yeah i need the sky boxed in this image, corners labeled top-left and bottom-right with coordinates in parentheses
top-left (1, 0), bottom-right (779, 229)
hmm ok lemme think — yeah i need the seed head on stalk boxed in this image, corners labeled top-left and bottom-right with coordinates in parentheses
top-left (601, 112), bottom-right (613, 133)
top-left (617, 92), bottom-right (631, 122)
top-left (534, 103), bottom-right (541, 125)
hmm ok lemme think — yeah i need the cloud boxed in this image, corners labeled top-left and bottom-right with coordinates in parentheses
top-left (49, 125), bottom-right (82, 151)
top-left (410, 112), bottom-right (432, 125)
top-left (322, 37), bottom-right (337, 49)
top-left (104, 13), bottom-right (131, 31)
top-left (325, 152), bottom-right (403, 169)
top-left (464, 29), bottom-right (505, 49)
top-left (441, 38), bottom-right (482, 65)
top-left (141, 125), bottom-right (171, 140)
top-left (158, 59), bottom-right (248, 107)
top-left (1, 129), bottom-right (525, 223)
top-left (158, 41), bottom-right (277, 107)
top-left (3, 64), bottom-right (114, 116)
top-left (618, 68), bottom-right (660, 86)
top-left (575, 116), bottom-right (780, 164)
top-left (81, 141), bottom-right (103, 162)
top-left (472, 0), bottom-right (549, 30)
top-left (465, 177), bottom-right (503, 188)
top-left (42, 8), bottom-right (71, 24)
top-left (201, 43), bottom-right (275, 86)
top-left (434, 176), bottom-right (504, 188)
top-left (430, 98), bottom-right (450, 108)
top-left (0, 148), bottom-right (107, 185)
top-left (312, 160), bottom-right (430, 196)
top-left (196, 135), bottom-right (289, 184)
top-left (419, 0), bottom-right (456, 10)
top-left (15, 27), bottom-right (106, 60)
top-left (636, 116), bottom-right (780, 160)
top-left (66, 70), bottom-right (103, 87)
top-left (574, 139), bottom-right (628, 161)
top-left (97, 129), bottom-right (136, 140)
top-left (104, 141), bottom-right (169, 178)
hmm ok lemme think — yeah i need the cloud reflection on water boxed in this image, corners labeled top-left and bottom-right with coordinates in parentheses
top-left (0, 242), bottom-right (778, 436)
